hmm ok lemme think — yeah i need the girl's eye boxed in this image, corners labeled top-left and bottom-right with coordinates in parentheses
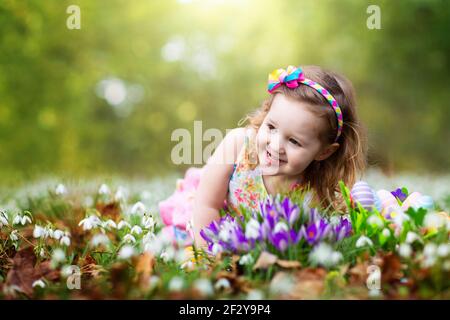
top-left (267, 123), bottom-right (275, 130)
top-left (289, 138), bottom-right (301, 146)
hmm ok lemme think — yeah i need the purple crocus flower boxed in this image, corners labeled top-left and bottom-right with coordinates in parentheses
top-left (334, 218), bottom-right (352, 241)
top-left (391, 188), bottom-right (408, 202)
top-left (278, 197), bottom-right (300, 226)
top-left (289, 228), bottom-right (303, 244)
top-left (270, 231), bottom-right (290, 252)
top-left (199, 196), bottom-right (353, 255)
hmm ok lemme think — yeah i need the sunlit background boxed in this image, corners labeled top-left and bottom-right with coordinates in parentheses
top-left (0, 0), bottom-right (449, 185)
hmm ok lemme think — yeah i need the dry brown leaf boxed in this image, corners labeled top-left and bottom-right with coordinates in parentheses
top-left (381, 253), bottom-right (404, 284)
top-left (134, 252), bottom-right (155, 289)
top-left (96, 202), bottom-right (120, 221)
top-left (5, 247), bottom-right (37, 297)
top-left (290, 268), bottom-right (327, 299)
top-left (253, 251), bottom-right (278, 270)
top-left (276, 260), bottom-right (301, 269)
top-left (4, 247), bottom-right (60, 297)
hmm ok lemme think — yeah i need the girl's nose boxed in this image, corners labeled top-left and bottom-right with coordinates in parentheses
top-left (268, 130), bottom-right (285, 154)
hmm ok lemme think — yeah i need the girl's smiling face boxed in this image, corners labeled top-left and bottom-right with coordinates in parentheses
top-left (256, 93), bottom-right (339, 177)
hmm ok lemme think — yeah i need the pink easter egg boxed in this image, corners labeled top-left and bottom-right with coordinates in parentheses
top-left (401, 191), bottom-right (423, 211)
top-left (376, 189), bottom-right (398, 210)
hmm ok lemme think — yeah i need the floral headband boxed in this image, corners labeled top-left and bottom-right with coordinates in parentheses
top-left (267, 65), bottom-right (343, 142)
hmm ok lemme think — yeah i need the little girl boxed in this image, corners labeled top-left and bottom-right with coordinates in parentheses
top-left (159, 65), bottom-right (367, 249)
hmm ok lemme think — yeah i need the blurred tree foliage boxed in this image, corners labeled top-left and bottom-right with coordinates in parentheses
top-left (0, 0), bottom-right (448, 183)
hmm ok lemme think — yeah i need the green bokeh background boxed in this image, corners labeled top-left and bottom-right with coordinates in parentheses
top-left (0, 0), bottom-right (449, 184)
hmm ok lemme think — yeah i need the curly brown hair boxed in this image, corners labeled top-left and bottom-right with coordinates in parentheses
top-left (239, 65), bottom-right (368, 211)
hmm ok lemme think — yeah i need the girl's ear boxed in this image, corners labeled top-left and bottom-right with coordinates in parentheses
top-left (314, 143), bottom-right (340, 161)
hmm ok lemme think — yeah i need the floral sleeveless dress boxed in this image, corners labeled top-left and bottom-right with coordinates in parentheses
top-left (226, 129), bottom-right (269, 214)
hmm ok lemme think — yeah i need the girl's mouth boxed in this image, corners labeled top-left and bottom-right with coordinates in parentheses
top-left (266, 149), bottom-right (287, 165)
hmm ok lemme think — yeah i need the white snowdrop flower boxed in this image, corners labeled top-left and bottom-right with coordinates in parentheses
top-left (382, 228), bottom-right (391, 238)
top-left (214, 278), bottom-right (231, 291)
top-left (98, 184), bottom-right (110, 195)
top-left (103, 219), bottom-right (117, 229)
top-left (424, 243), bottom-right (437, 257)
top-left (13, 215), bottom-right (22, 225)
top-left (78, 215), bottom-right (101, 231)
top-left (123, 233), bottom-right (136, 243)
top-left (117, 220), bottom-right (131, 230)
top-left (32, 279), bottom-right (46, 289)
top-left (330, 251), bottom-right (343, 265)
top-left (9, 230), bottom-right (19, 242)
top-left (424, 212), bottom-right (446, 230)
top-left (130, 225), bottom-right (143, 235)
top-left (168, 276), bottom-right (184, 292)
top-left (118, 245), bottom-right (136, 259)
top-left (398, 243), bottom-right (412, 258)
top-left (91, 234), bottom-right (110, 247)
top-left (0, 211), bottom-right (8, 227)
top-left (367, 215), bottom-right (383, 228)
top-left (239, 254), bottom-right (254, 265)
top-left (142, 215), bottom-right (155, 230)
top-left (143, 233), bottom-right (164, 254)
top-left (309, 243), bottom-right (341, 267)
top-left (405, 231), bottom-right (421, 244)
top-left (60, 235), bottom-right (71, 247)
top-left (437, 243), bottom-right (449, 257)
top-left (149, 275), bottom-right (160, 290)
top-left (211, 243), bottom-right (222, 255)
top-left (245, 219), bottom-right (260, 240)
top-left (55, 184), bottom-right (67, 195)
top-left (46, 228), bottom-right (54, 239)
top-left (52, 248), bottom-right (66, 263)
top-left (269, 273), bottom-right (295, 295)
top-left (194, 279), bottom-right (214, 297)
top-left (160, 247), bottom-right (175, 262)
top-left (130, 201), bottom-right (146, 216)
top-left (52, 229), bottom-right (64, 240)
top-left (356, 235), bottom-right (373, 248)
top-left (114, 186), bottom-right (127, 202)
top-left (33, 225), bottom-right (45, 238)
top-left (180, 260), bottom-right (194, 270)
top-left (21, 215), bottom-right (32, 225)
top-left (247, 289), bottom-right (264, 300)
top-left (39, 248), bottom-right (46, 258)
top-left (274, 221), bottom-right (289, 234)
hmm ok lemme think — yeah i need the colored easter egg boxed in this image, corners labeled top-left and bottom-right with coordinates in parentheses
top-left (376, 189), bottom-right (399, 211)
top-left (401, 191), bottom-right (422, 211)
top-left (415, 195), bottom-right (434, 210)
top-left (373, 192), bottom-right (382, 212)
top-left (351, 181), bottom-right (375, 211)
